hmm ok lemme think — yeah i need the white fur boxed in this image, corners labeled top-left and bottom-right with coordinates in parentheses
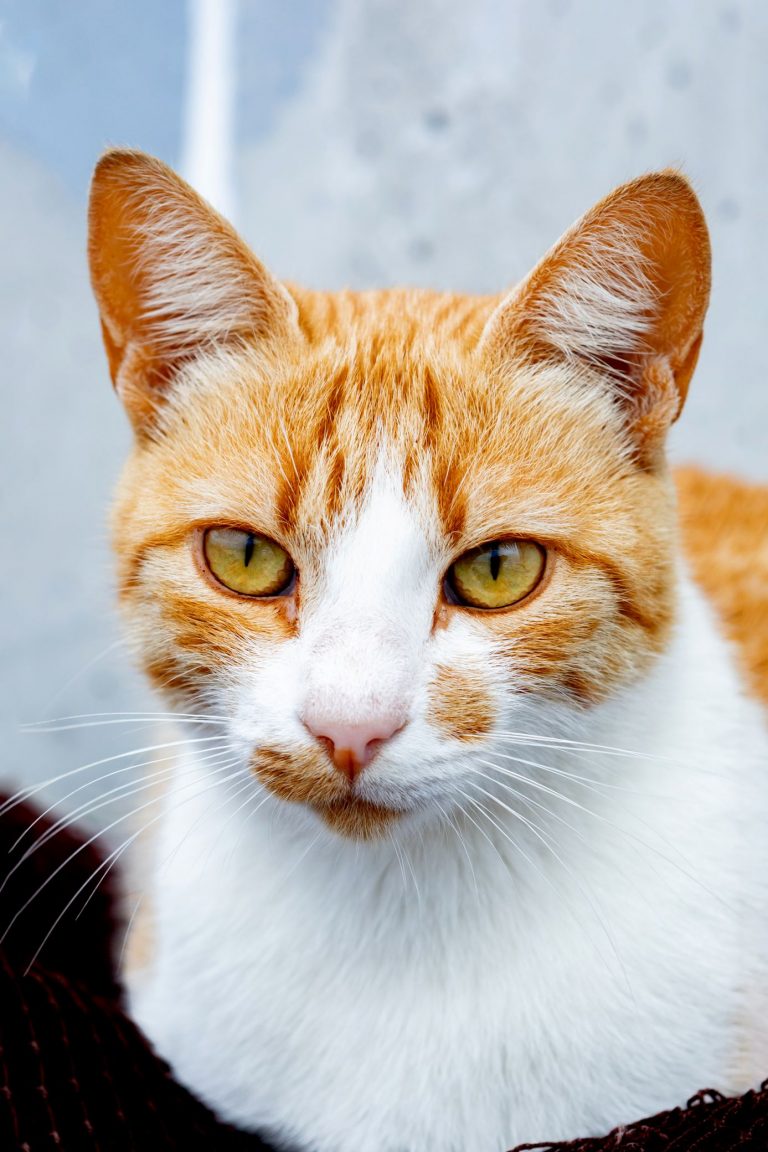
top-left (130, 179), bottom-right (298, 355)
top-left (128, 466), bottom-right (768, 1151)
top-left (480, 210), bottom-right (657, 385)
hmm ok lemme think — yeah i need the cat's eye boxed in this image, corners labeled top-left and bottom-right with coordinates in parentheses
top-left (203, 528), bottom-right (295, 597)
top-left (447, 540), bottom-right (545, 610)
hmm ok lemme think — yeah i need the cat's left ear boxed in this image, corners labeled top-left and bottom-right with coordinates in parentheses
top-left (88, 149), bottom-right (300, 433)
top-left (479, 171), bottom-right (711, 466)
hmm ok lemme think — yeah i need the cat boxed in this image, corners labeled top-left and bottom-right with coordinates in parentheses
top-left (88, 149), bottom-right (768, 1152)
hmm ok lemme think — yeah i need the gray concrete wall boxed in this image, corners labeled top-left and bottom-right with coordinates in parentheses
top-left (1, 0), bottom-right (766, 833)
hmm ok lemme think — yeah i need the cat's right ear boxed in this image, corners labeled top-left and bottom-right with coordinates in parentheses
top-left (88, 149), bottom-right (299, 433)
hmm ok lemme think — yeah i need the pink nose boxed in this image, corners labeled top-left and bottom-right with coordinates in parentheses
top-left (304, 715), bottom-right (405, 781)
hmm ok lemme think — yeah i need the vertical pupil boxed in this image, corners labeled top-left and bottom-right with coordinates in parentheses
top-left (243, 534), bottom-right (255, 567)
top-left (489, 543), bottom-right (501, 581)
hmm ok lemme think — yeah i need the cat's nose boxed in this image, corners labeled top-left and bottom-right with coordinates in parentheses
top-left (303, 715), bottom-right (405, 781)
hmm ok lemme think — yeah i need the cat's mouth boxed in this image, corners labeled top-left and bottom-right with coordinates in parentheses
top-left (250, 746), bottom-right (405, 839)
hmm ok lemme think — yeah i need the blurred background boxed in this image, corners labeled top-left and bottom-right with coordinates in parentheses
top-left (1, 0), bottom-right (767, 826)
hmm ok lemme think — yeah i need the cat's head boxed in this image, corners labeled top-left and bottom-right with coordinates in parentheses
top-left (89, 151), bottom-right (710, 839)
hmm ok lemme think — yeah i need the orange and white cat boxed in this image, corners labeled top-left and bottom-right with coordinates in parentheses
top-left (88, 150), bottom-right (768, 1151)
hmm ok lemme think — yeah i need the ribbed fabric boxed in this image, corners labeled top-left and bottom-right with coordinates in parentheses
top-left (517, 1085), bottom-right (768, 1151)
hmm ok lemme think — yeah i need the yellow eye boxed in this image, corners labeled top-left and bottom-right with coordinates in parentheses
top-left (447, 540), bottom-right (545, 610)
top-left (203, 528), bottom-right (294, 597)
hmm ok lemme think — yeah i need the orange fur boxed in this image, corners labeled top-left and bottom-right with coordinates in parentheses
top-left (88, 152), bottom-right (740, 836)
top-left (253, 747), bottom-right (402, 839)
top-left (110, 324), bottom-right (678, 729)
top-left (428, 665), bottom-right (496, 741)
top-left (676, 468), bottom-right (768, 705)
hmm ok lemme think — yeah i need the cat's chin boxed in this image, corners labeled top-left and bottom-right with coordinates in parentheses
top-left (311, 796), bottom-right (405, 840)
top-left (249, 745), bottom-right (406, 840)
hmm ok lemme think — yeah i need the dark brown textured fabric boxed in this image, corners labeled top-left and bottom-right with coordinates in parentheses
top-left (516, 1085), bottom-right (768, 1150)
top-left (0, 795), bottom-right (270, 1151)
top-left (0, 791), bottom-right (765, 1151)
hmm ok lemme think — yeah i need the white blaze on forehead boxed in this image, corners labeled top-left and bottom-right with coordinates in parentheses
top-left (299, 455), bottom-right (438, 727)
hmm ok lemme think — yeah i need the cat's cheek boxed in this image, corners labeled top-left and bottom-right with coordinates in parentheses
top-left (142, 653), bottom-right (211, 702)
top-left (161, 595), bottom-right (296, 659)
top-left (119, 559), bottom-right (298, 710)
top-left (223, 638), bottom-right (321, 768)
top-left (427, 664), bottom-right (496, 742)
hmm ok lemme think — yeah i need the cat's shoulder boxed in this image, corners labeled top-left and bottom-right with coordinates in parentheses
top-left (676, 466), bottom-right (768, 705)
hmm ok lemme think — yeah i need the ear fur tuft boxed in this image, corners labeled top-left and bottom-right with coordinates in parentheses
top-left (88, 149), bottom-right (299, 432)
top-left (479, 171), bottom-right (711, 465)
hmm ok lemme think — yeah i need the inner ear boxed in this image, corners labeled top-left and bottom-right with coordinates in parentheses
top-left (479, 171), bottom-right (711, 465)
top-left (88, 149), bottom-right (300, 433)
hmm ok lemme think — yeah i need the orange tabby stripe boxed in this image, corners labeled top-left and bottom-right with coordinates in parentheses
top-left (428, 665), bottom-right (496, 741)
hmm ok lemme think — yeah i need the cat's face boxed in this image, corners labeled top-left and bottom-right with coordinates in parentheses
top-left (89, 152), bottom-right (710, 839)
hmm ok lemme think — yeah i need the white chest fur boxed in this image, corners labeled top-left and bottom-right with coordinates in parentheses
top-left (128, 580), bottom-right (768, 1152)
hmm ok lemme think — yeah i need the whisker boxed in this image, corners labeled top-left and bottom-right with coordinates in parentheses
top-left (2, 758), bottom-right (243, 913)
top-left (277, 413), bottom-right (299, 482)
top-left (157, 767), bottom-right (256, 877)
top-left (465, 778), bottom-right (565, 869)
top-left (451, 786), bottom-right (523, 881)
top-left (399, 839), bottom-right (422, 909)
top-left (476, 753), bottom-right (723, 904)
top-left (26, 709), bottom-right (227, 721)
top-left (493, 730), bottom-right (683, 767)
top-left (434, 799), bottom-right (480, 901)
top-left (491, 748), bottom-right (657, 798)
top-left (116, 893), bottom-right (144, 972)
top-left (194, 774), bottom-right (267, 874)
top-left (468, 766), bottom-right (579, 850)
top-left (10, 741), bottom-right (234, 854)
top-left (218, 782), bottom-right (300, 878)
top-left (24, 713), bottom-right (227, 733)
top-left (462, 778), bottom-right (630, 991)
top-left (266, 426), bottom-right (294, 490)
top-left (466, 764), bottom-right (657, 910)
top-left (0, 736), bottom-right (227, 820)
top-left (1, 761), bottom-right (244, 947)
top-left (387, 828), bottom-right (410, 898)
top-left (11, 746), bottom-right (238, 867)
top-left (80, 767), bottom-right (254, 925)
top-left (21, 766), bottom-right (248, 974)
